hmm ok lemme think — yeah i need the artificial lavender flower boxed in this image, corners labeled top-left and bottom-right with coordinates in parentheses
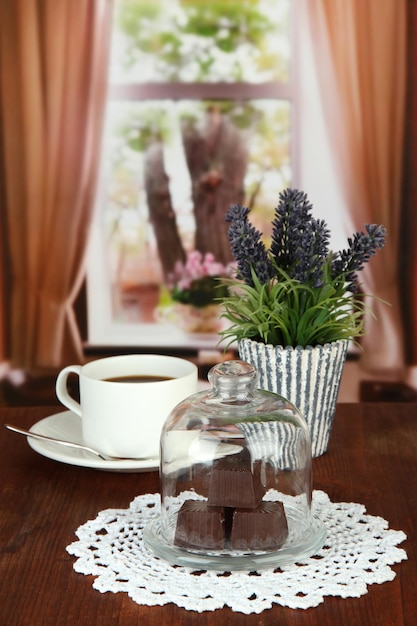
top-left (287, 218), bottom-right (331, 287)
top-left (271, 189), bottom-right (330, 286)
top-left (225, 191), bottom-right (386, 296)
top-left (331, 224), bottom-right (387, 293)
top-left (221, 188), bottom-right (387, 348)
top-left (226, 204), bottom-right (274, 286)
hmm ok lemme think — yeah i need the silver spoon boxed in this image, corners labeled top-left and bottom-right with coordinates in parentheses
top-left (4, 423), bottom-right (132, 461)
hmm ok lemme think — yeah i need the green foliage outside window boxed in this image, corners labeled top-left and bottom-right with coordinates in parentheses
top-left (114, 0), bottom-right (288, 83)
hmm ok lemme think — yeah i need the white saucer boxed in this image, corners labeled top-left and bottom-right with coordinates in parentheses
top-left (28, 411), bottom-right (159, 472)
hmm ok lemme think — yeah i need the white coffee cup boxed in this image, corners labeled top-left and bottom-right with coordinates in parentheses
top-left (55, 354), bottom-right (198, 459)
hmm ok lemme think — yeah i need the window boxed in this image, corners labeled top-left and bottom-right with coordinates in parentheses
top-left (87, 0), bottom-right (347, 348)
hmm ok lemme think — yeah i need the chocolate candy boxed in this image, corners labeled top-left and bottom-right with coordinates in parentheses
top-left (174, 451), bottom-right (288, 553)
top-left (230, 501), bottom-right (288, 551)
top-left (207, 451), bottom-right (265, 508)
top-left (174, 500), bottom-right (226, 550)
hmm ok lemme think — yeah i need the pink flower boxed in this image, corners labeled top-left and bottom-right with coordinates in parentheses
top-left (178, 278), bottom-right (192, 290)
top-left (168, 250), bottom-right (232, 294)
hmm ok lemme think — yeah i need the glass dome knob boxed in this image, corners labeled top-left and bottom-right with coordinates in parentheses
top-left (208, 360), bottom-right (258, 401)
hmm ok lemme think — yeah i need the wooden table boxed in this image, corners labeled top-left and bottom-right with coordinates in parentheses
top-left (1, 403), bottom-right (416, 625)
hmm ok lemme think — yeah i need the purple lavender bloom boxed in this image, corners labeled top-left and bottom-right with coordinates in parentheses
top-left (270, 189), bottom-right (313, 269)
top-left (225, 191), bottom-right (386, 296)
top-left (331, 224), bottom-right (387, 292)
top-left (271, 189), bottom-right (330, 286)
top-left (226, 204), bottom-right (274, 286)
top-left (295, 218), bottom-right (331, 287)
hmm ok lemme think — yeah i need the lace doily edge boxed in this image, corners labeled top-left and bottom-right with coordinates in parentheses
top-left (65, 490), bottom-right (408, 614)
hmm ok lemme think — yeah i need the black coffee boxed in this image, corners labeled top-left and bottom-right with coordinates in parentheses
top-left (104, 375), bottom-right (174, 383)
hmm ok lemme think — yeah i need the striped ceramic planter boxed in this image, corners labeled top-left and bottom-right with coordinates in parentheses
top-left (238, 338), bottom-right (349, 457)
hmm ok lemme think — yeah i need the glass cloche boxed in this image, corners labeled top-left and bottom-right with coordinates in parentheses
top-left (144, 360), bottom-right (325, 570)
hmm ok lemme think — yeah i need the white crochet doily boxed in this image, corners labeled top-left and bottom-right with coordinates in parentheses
top-left (66, 490), bottom-right (407, 613)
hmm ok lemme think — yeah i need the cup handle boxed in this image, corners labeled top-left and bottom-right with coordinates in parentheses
top-left (56, 365), bottom-right (82, 417)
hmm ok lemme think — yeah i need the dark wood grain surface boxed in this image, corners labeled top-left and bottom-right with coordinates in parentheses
top-left (1, 403), bottom-right (415, 626)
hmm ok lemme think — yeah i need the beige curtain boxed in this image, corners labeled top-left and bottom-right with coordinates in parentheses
top-left (303, 0), bottom-right (407, 375)
top-left (0, 0), bottom-right (113, 371)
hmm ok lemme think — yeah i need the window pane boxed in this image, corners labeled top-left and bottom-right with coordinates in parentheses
top-left (110, 0), bottom-right (291, 83)
top-left (101, 99), bottom-right (291, 324)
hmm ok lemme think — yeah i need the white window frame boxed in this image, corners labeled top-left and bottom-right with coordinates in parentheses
top-left (86, 2), bottom-right (347, 350)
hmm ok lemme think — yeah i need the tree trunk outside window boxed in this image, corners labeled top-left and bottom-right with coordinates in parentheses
top-left (145, 109), bottom-right (247, 278)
